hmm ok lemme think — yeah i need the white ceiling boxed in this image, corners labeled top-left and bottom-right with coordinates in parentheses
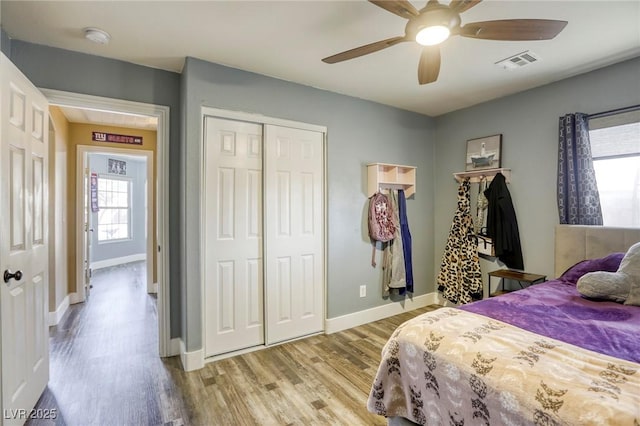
top-left (57, 106), bottom-right (158, 130)
top-left (2, 1), bottom-right (639, 117)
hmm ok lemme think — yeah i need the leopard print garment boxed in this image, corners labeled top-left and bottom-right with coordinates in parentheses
top-left (437, 178), bottom-right (483, 304)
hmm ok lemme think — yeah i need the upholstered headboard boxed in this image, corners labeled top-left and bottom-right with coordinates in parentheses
top-left (554, 225), bottom-right (640, 278)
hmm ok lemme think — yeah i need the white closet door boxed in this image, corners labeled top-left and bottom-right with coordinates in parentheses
top-left (204, 117), bottom-right (264, 357)
top-left (264, 125), bottom-right (324, 344)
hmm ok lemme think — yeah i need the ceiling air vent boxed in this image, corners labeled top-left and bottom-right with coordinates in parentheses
top-left (495, 50), bottom-right (541, 70)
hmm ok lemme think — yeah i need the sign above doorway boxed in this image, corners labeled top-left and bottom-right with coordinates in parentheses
top-left (92, 131), bottom-right (143, 145)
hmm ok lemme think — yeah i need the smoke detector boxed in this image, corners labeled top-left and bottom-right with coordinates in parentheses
top-left (84, 27), bottom-right (111, 45)
top-left (495, 50), bottom-right (540, 70)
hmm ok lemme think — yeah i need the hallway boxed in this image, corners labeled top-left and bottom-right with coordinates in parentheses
top-left (29, 261), bottom-right (186, 425)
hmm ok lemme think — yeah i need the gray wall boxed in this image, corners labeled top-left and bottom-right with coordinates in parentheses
top-left (1, 28), bottom-right (11, 56)
top-left (182, 57), bottom-right (435, 351)
top-left (89, 154), bottom-right (147, 264)
top-left (8, 40), bottom-right (183, 339)
top-left (433, 57), bottom-right (640, 291)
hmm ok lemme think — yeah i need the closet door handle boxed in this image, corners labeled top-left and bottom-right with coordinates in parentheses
top-left (4, 269), bottom-right (23, 284)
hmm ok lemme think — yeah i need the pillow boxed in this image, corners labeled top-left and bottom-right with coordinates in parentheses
top-left (576, 271), bottom-right (631, 303)
top-left (558, 252), bottom-right (624, 285)
top-left (577, 242), bottom-right (640, 305)
top-left (625, 280), bottom-right (640, 306)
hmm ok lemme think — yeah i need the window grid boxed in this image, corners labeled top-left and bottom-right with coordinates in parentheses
top-left (97, 176), bottom-right (131, 241)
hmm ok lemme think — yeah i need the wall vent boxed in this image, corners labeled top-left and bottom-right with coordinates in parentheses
top-left (495, 50), bottom-right (541, 70)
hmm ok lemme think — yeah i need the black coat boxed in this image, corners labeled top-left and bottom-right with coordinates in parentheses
top-left (484, 173), bottom-right (524, 270)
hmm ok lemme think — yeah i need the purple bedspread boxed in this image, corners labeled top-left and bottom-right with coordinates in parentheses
top-left (460, 280), bottom-right (640, 363)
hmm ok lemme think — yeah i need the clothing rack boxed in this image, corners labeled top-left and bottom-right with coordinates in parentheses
top-left (453, 168), bottom-right (511, 184)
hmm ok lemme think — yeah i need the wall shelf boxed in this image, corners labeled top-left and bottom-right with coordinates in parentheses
top-left (367, 163), bottom-right (416, 198)
top-left (453, 168), bottom-right (511, 184)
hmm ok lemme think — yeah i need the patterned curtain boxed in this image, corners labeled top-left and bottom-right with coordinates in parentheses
top-left (557, 113), bottom-right (603, 225)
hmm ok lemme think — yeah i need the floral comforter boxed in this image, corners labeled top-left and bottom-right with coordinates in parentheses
top-left (367, 308), bottom-right (640, 425)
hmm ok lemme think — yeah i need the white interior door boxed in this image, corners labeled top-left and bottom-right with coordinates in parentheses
top-left (204, 117), bottom-right (264, 357)
top-left (264, 125), bottom-right (324, 345)
top-left (0, 53), bottom-right (50, 424)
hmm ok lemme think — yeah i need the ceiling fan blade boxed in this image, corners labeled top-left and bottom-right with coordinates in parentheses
top-left (448, 0), bottom-right (482, 14)
top-left (322, 36), bottom-right (408, 64)
top-left (369, 0), bottom-right (419, 19)
top-left (418, 45), bottom-right (441, 85)
top-left (459, 19), bottom-right (568, 40)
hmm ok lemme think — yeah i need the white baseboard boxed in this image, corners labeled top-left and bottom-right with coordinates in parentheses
top-left (169, 338), bottom-right (181, 357)
top-left (324, 292), bottom-right (441, 334)
top-left (48, 294), bottom-right (70, 326)
top-left (432, 292), bottom-right (458, 307)
top-left (180, 339), bottom-right (204, 372)
top-left (178, 292), bottom-right (442, 371)
top-left (91, 253), bottom-right (146, 271)
top-left (69, 292), bottom-right (83, 304)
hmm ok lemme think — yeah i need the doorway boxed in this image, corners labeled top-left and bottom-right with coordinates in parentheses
top-left (43, 89), bottom-right (171, 357)
top-left (82, 150), bottom-right (153, 295)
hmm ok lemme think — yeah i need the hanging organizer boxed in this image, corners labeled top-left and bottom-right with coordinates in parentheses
top-left (367, 163), bottom-right (416, 197)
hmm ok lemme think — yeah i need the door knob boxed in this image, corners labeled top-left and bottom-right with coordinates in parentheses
top-left (4, 270), bottom-right (23, 283)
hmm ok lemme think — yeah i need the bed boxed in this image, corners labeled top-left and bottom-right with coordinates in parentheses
top-left (367, 225), bottom-right (640, 425)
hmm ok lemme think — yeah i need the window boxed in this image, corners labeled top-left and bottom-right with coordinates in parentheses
top-left (589, 108), bottom-right (640, 227)
top-left (97, 176), bottom-right (131, 241)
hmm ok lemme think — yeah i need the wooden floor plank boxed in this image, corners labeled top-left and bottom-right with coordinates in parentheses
top-left (28, 261), bottom-right (440, 425)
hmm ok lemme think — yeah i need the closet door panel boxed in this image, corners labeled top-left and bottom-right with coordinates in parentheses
top-left (204, 117), bottom-right (264, 357)
top-left (264, 125), bottom-right (324, 344)
top-left (276, 256), bottom-right (292, 322)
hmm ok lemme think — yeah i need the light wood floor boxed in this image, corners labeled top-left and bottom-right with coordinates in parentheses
top-left (29, 262), bottom-right (439, 425)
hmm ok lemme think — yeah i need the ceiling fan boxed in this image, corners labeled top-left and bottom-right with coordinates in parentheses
top-left (322, 0), bottom-right (568, 85)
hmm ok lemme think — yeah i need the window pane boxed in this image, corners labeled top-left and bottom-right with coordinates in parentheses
top-left (593, 156), bottom-right (640, 227)
top-left (113, 224), bottom-right (128, 240)
top-left (589, 109), bottom-right (640, 228)
top-left (118, 208), bottom-right (129, 223)
top-left (97, 176), bottom-right (131, 241)
top-left (98, 208), bottom-right (115, 223)
top-left (590, 122), bottom-right (640, 158)
top-left (116, 192), bottom-right (128, 207)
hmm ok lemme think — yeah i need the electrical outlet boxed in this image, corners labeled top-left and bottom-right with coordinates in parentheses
top-left (360, 285), bottom-right (366, 298)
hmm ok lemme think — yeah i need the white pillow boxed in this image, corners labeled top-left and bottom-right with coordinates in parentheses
top-left (577, 241), bottom-right (640, 304)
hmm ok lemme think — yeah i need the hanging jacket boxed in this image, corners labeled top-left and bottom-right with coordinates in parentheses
top-left (484, 172), bottom-right (524, 270)
top-left (397, 189), bottom-right (413, 294)
top-left (437, 179), bottom-right (483, 304)
top-left (384, 190), bottom-right (406, 294)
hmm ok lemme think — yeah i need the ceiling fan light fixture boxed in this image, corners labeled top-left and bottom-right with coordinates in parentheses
top-left (416, 25), bottom-right (450, 46)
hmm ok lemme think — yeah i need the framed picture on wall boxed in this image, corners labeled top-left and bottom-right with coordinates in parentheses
top-left (465, 134), bottom-right (502, 171)
top-left (108, 158), bottom-right (127, 175)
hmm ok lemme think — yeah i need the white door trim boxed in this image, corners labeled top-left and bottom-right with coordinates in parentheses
top-left (40, 89), bottom-right (172, 357)
top-left (201, 107), bottom-right (327, 134)
top-left (199, 106), bottom-right (327, 365)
